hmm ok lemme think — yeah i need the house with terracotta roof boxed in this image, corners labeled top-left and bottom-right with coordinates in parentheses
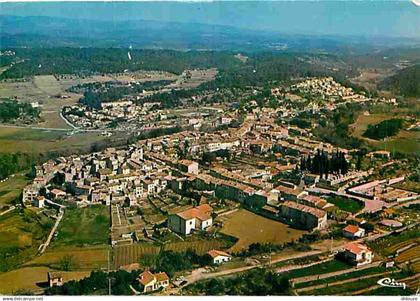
top-left (342, 243), bottom-right (373, 266)
top-left (167, 204), bottom-right (213, 235)
top-left (206, 249), bottom-right (232, 265)
top-left (342, 224), bottom-right (365, 239)
top-left (137, 270), bottom-right (170, 293)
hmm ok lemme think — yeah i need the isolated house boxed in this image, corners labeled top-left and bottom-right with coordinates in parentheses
top-left (48, 272), bottom-right (63, 287)
top-left (342, 243), bottom-right (373, 266)
top-left (137, 270), bottom-right (169, 293)
top-left (167, 204), bottom-right (213, 235)
top-left (342, 224), bottom-right (365, 239)
top-left (207, 249), bottom-right (232, 265)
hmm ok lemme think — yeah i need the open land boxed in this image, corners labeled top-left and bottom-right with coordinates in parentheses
top-left (220, 210), bottom-right (307, 253)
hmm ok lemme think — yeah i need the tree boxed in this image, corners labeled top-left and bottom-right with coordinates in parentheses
top-left (59, 255), bottom-right (76, 271)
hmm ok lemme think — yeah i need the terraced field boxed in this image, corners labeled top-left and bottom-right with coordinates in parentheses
top-left (113, 243), bottom-right (160, 269)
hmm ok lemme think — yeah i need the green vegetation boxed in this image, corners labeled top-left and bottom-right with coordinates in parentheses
top-left (139, 249), bottom-right (208, 276)
top-left (76, 80), bottom-right (174, 109)
top-left (300, 150), bottom-right (349, 179)
top-left (0, 153), bottom-right (36, 180)
top-left (0, 99), bottom-right (40, 123)
top-left (53, 205), bottom-right (109, 247)
top-left (366, 286), bottom-right (413, 296)
top-left (46, 270), bottom-right (137, 295)
top-left (0, 48), bottom-right (241, 79)
top-left (363, 118), bottom-right (405, 140)
top-left (295, 266), bottom-right (389, 288)
top-left (280, 260), bottom-right (351, 279)
top-left (367, 225), bottom-right (420, 256)
top-left (0, 208), bottom-right (52, 272)
top-left (379, 64), bottom-right (420, 97)
top-left (185, 268), bottom-right (291, 295)
top-left (303, 271), bottom-right (410, 295)
top-left (327, 196), bottom-right (364, 214)
top-left (314, 103), bottom-right (363, 149)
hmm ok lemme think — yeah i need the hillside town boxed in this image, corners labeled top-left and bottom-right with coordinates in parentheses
top-left (17, 76), bottom-right (419, 295)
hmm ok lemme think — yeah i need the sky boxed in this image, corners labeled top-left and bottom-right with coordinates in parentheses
top-left (1, 1), bottom-right (419, 38)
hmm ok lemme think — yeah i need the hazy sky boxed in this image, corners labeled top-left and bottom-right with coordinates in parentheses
top-left (1, 1), bottom-right (419, 38)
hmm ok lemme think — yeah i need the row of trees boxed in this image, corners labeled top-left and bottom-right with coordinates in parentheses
top-left (300, 150), bottom-right (349, 178)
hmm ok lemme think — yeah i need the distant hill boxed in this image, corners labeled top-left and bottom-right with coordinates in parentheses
top-left (379, 65), bottom-right (420, 97)
top-left (1, 15), bottom-right (418, 53)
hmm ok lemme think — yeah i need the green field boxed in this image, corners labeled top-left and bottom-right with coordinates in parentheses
top-left (53, 205), bottom-right (110, 247)
top-left (351, 112), bottom-right (420, 155)
top-left (0, 208), bottom-right (52, 272)
top-left (0, 127), bottom-right (105, 155)
top-left (303, 271), bottom-right (409, 295)
top-left (281, 260), bottom-right (351, 280)
top-left (0, 173), bottom-right (30, 207)
top-left (327, 196), bottom-right (364, 214)
top-left (295, 266), bottom-right (389, 288)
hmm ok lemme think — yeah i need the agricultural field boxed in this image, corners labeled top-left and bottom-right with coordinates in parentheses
top-left (294, 266), bottom-right (389, 289)
top-left (0, 127), bottom-right (107, 155)
top-left (220, 209), bottom-right (307, 253)
top-left (396, 245), bottom-right (420, 265)
top-left (112, 238), bottom-right (229, 269)
top-left (367, 226), bottom-right (420, 257)
top-left (24, 245), bottom-right (109, 271)
top-left (52, 205), bottom-right (110, 247)
top-left (327, 196), bottom-right (364, 214)
top-left (282, 260), bottom-right (351, 280)
top-left (0, 173), bottom-right (30, 208)
top-left (0, 266), bottom-right (89, 295)
top-left (113, 243), bottom-right (160, 269)
top-left (0, 208), bottom-right (52, 272)
top-left (350, 112), bottom-right (419, 155)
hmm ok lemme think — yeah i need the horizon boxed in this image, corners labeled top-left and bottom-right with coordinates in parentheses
top-left (1, 1), bottom-right (419, 39)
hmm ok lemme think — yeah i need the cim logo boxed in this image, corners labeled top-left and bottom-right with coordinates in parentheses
top-left (377, 277), bottom-right (406, 290)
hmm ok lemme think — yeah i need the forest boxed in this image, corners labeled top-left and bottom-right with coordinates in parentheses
top-left (363, 118), bottom-right (405, 140)
top-left (380, 64), bottom-right (420, 97)
top-left (0, 99), bottom-right (40, 123)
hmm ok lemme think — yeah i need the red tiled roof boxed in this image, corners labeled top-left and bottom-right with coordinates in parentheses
top-left (344, 242), bottom-right (369, 255)
top-left (137, 270), bottom-right (155, 286)
top-left (343, 224), bottom-right (361, 235)
top-left (207, 249), bottom-right (231, 259)
top-left (177, 204), bottom-right (213, 221)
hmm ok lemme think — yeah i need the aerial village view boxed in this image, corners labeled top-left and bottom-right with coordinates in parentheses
top-left (0, 0), bottom-right (419, 299)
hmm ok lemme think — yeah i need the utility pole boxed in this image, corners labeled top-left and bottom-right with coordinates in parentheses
top-left (108, 249), bottom-right (111, 295)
